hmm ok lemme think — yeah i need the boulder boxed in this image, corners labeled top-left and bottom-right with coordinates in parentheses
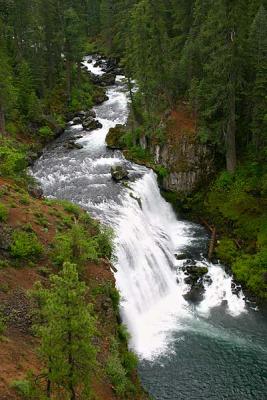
top-left (183, 283), bottom-right (205, 303)
top-left (111, 165), bottom-right (129, 181)
top-left (64, 141), bottom-right (83, 150)
top-left (106, 125), bottom-right (125, 149)
top-left (93, 93), bottom-right (109, 105)
top-left (72, 116), bottom-right (82, 125)
top-left (175, 253), bottom-right (188, 260)
top-left (99, 73), bottom-right (116, 86)
top-left (82, 117), bottom-right (103, 131)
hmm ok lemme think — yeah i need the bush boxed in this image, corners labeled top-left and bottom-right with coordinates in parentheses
top-left (10, 231), bottom-right (43, 259)
top-left (0, 203), bottom-right (8, 222)
top-left (216, 238), bottom-right (239, 265)
top-left (0, 310), bottom-right (6, 336)
top-left (38, 125), bottom-right (53, 139)
top-left (60, 199), bottom-right (81, 217)
top-left (96, 227), bottom-right (114, 259)
top-left (53, 224), bottom-right (99, 267)
top-left (11, 380), bottom-right (32, 397)
top-left (118, 324), bottom-right (130, 343)
top-left (0, 144), bottom-right (27, 178)
top-left (106, 353), bottom-right (129, 396)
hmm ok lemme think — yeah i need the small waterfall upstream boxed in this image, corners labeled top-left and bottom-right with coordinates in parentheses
top-left (32, 56), bottom-right (267, 399)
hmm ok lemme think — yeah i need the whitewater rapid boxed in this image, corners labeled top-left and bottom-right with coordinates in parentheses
top-left (32, 56), bottom-right (248, 362)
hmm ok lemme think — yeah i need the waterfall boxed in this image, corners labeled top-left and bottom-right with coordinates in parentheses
top-left (32, 55), bottom-right (248, 364)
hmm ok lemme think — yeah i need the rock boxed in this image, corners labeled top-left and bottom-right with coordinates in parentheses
top-left (106, 125), bottom-right (125, 149)
top-left (183, 283), bottom-right (205, 303)
top-left (28, 184), bottom-right (43, 199)
top-left (111, 165), bottom-right (129, 181)
top-left (99, 73), bottom-right (116, 86)
top-left (64, 141), bottom-right (83, 150)
top-left (175, 253), bottom-right (188, 260)
top-left (74, 110), bottom-right (96, 119)
top-left (93, 93), bottom-right (109, 105)
top-left (72, 116), bottom-right (82, 125)
top-left (204, 275), bottom-right (213, 285)
top-left (82, 117), bottom-right (103, 131)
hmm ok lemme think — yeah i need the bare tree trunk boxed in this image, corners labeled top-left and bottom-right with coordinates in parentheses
top-left (225, 89), bottom-right (237, 172)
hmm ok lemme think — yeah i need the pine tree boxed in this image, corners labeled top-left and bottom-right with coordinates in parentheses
top-left (249, 5), bottom-right (267, 150)
top-left (33, 262), bottom-right (96, 399)
top-left (0, 38), bottom-right (15, 136)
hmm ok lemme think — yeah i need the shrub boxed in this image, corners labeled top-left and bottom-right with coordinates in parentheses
top-left (11, 380), bottom-right (31, 397)
top-left (0, 203), bottom-right (8, 222)
top-left (38, 125), bottom-right (53, 139)
top-left (106, 353), bottom-right (129, 396)
top-left (118, 324), bottom-right (130, 343)
top-left (60, 199), bottom-right (81, 216)
top-left (122, 351), bottom-right (138, 374)
top-left (53, 224), bottom-right (99, 267)
top-left (0, 144), bottom-right (27, 178)
top-left (0, 310), bottom-right (6, 336)
top-left (10, 231), bottom-right (43, 259)
top-left (215, 238), bottom-right (239, 265)
top-left (96, 227), bottom-right (114, 259)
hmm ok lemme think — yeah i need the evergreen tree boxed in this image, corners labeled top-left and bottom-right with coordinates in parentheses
top-left (0, 42), bottom-right (15, 135)
top-left (33, 262), bottom-right (96, 399)
top-left (249, 5), bottom-right (267, 150)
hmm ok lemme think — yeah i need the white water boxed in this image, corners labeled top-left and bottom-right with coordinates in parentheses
top-left (32, 56), bottom-right (248, 362)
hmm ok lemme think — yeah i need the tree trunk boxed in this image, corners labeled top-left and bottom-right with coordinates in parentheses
top-left (0, 105), bottom-right (6, 137)
top-left (66, 60), bottom-right (72, 104)
top-left (225, 89), bottom-right (237, 172)
top-left (68, 331), bottom-right (76, 400)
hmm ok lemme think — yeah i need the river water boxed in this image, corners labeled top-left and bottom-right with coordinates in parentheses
top-left (32, 56), bottom-right (267, 400)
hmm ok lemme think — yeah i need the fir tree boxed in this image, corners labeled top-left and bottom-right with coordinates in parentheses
top-left (33, 262), bottom-right (96, 399)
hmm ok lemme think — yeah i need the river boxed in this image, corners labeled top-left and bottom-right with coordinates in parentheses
top-left (32, 56), bottom-right (267, 400)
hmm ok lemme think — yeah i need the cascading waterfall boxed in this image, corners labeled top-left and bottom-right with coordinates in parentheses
top-left (32, 55), bottom-right (267, 400)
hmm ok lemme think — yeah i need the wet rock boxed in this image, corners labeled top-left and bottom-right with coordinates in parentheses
top-left (93, 93), bottom-right (109, 105)
top-left (72, 116), bottom-right (82, 125)
top-left (111, 165), bottom-right (129, 181)
top-left (74, 110), bottom-right (96, 119)
top-left (64, 141), bottom-right (83, 150)
top-left (183, 283), bottom-right (205, 303)
top-left (175, 253), bottom-right (188, 260)
top-left (82, 117), bottom-right (103, 131)
top-left (106, 124), bottom-right (125, 149)
top-left (28, 184), bottom-right (43, 199)
top-left (204, 275), bottom-right (213, 285)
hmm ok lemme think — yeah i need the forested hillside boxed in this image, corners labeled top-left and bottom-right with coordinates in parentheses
top-left (0, 0), bottom-right (267, 398)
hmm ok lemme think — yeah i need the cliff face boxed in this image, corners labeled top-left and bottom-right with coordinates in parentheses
top-left (141, 105), bottom-right (214, 194)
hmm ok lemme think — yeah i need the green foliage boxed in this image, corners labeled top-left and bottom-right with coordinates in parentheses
top-left (216, 238), bottom-right (239, 265)
top-left (10, 231), bottom-right (43, 259)
top-left (0, 310), bottom-right (6, 336)
top-left (60, 199), bottom-right (81, 216)
top-left (233, 250), bottom-right (267, 298)
top-left (32, 262), bottom-right (96, 398)
top-left (0, 202), bottom-right (8, 222)
top-left (96, 227), bottom-right (114, 259)
top-left (11, 380), bottom-right (33, 398)
top-left (38, 126), bottom-right (53, 139)
top-left (106, 338), bottom-right (136, 397)
top-left (0, 142), bottom-right (27, 178)
top-left (118, 324), bottom-right (130, 343)
top-left (53, 224), bottom-right (99, 267)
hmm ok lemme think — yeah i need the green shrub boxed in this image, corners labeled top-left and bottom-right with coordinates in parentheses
top-left (0, 310), bottom-right (6, 336)
top-left (216, 238), bottom-right (239, 265)
top-left (19, 195), bottom-right (30, 205)
top-left (11, 380), bottom-right (33, 398)
top-left (53, 224), bottom-right (99, 267)
top-left (10, 231), bottom-right (43, 259)
top-left (118, 324), bottom-right (130, 343)
top-left (106, 353), bottom-right (129, 396)
top-left (0, 144), bottom-right (27, 178)
top-left (96, 227), bottom-right (114, 259)
top-left (60, 200), bottom-right (81, 216)
top-left (0, 203), bottom-right (8, 222)
top-left (38, 125), bottom-right (53, 139)
top-left (122, 351), bottom-right (138, 374)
